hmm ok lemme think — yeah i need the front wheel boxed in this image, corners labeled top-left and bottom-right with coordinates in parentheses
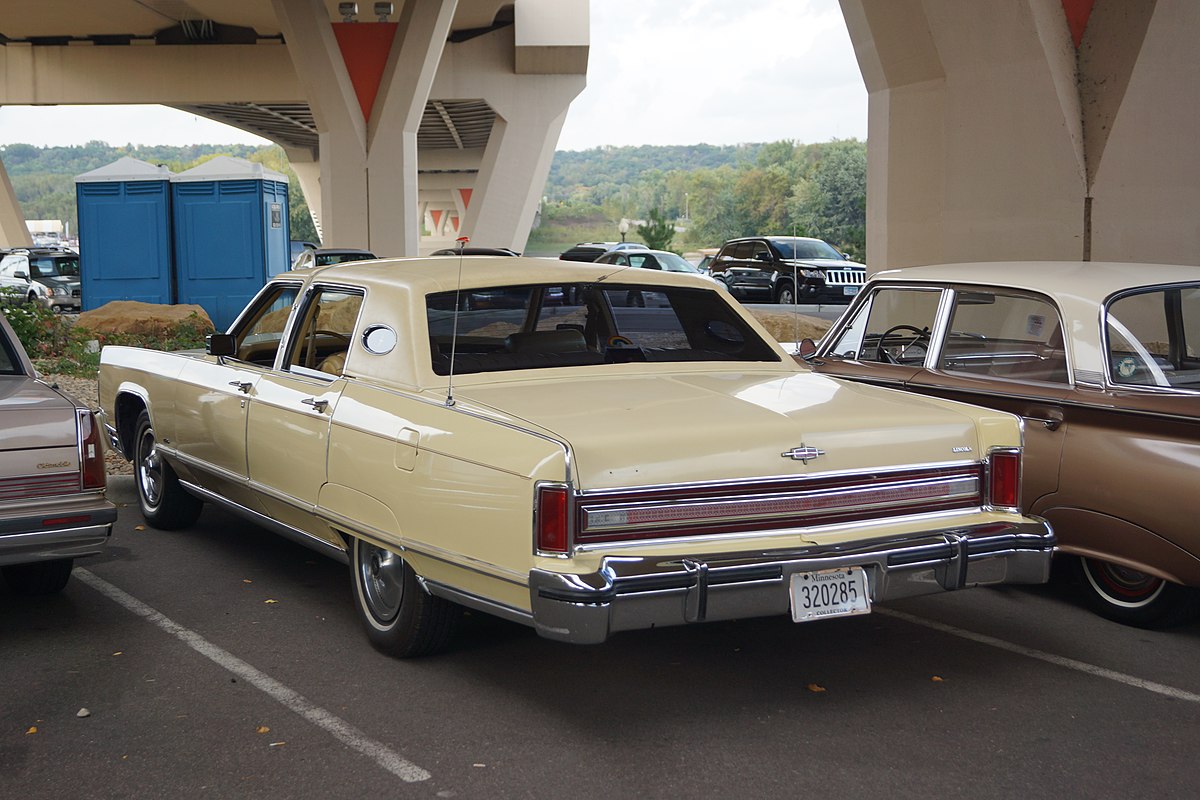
top-left (350, 537), bottom-right (459, 657)
top-left (2, 558), bottom-right (73, 595)
top-left (776, 283), bottom-right (795, 305)
top-left (134, 409), bottom-right (203, 530)
top-left (1078, 557), bottom-right (1200, 628)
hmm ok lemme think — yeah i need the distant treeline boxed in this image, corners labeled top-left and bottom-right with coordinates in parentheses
top-left (2, 137), bottom-right (866, 258)
top-left (539, 139), bottom-right (867, 258)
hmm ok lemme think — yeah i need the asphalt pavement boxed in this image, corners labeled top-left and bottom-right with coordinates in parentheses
top-left (3, 493), bottom-right (1199, 799)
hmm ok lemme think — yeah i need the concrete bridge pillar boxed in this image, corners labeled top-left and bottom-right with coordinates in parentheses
top-left (840, 0), bottom-right (1200, 269)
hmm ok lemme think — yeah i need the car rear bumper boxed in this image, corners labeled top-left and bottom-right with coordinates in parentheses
top-left (528, 518), bottom-right (1055, 644)
top-left (0, 492), bottom-right (117, 566)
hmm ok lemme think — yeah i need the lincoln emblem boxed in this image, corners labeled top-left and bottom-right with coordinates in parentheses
top-left (781, 445), bottom-right (825, 464)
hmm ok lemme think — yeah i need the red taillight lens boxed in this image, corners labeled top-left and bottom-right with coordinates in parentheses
top-left (537, 485), bottom-right (569, 554)
top-left (79, 410), bottom-right (107, 491)
top-left (988, 450), bottom-right (1020, 509)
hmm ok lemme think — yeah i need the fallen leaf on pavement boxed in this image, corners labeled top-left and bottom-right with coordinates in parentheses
top-left (77, 708), bottom-right (91, 718)
top-left (25, 726), bottom-right (37, 735)
top-left (134, 525), bottom-right (145, 531)
top-left (257, 726), bottom-right (270, 734)
top-left (112, 651), bottom-right (123, 656)
top-left (806, 683), bottom-right (826, 693)
top-left (264, 599), bottom-right (278, 604)
top-left (931, 676), bottom-right (945, 682)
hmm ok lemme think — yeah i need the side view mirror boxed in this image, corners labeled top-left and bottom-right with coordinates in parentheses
top-left (207, 333), bottom-right (236, 357)
top-left (14, 271), bottom-right (28, 281)
top-left (843, 253), bottom-right (852, 260)
top-left (796, 338), bottom-right (819, 361)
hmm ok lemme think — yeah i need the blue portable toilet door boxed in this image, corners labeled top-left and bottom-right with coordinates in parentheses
top-left (263, 181), bottom-right (291, 279)
top-left (174, 180), bottom-right (267, 331)
top-left (76, 181), bottom-right (173, 309)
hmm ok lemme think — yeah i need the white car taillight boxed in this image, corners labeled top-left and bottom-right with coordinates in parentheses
top-left (536, 484), bottom-right (570, 554)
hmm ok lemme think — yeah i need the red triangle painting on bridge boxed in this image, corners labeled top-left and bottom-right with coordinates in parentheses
top-left (1061, 0), bottom-right (1096, 48)
top-left (332, 22), bottom-right (399, 122)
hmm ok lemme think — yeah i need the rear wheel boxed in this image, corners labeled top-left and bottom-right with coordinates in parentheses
top-left (134, 410), bottom-right (202, 530)
top-left (350, 537), bottom-right (459, 657)
top-left (2, 558), bottom-right (73, 595)
top-left (1078, 556), bottom-right (1200, 628)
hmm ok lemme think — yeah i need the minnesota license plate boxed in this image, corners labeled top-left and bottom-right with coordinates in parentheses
top-left (843, 285), bottom-right (860, 296)
top-left (790, 566), bottom-right (871, 622)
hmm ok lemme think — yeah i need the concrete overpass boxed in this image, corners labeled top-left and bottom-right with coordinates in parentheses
top-left (0, 0), bottom-right (588, 256)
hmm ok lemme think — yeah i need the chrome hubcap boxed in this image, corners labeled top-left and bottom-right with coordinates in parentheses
top-left (138, 430), bottom-right (163, 506)
top-left (358, 542), bottom-right (404, 623)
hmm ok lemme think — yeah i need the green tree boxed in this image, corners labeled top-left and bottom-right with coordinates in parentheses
top-left (637, 208), bottom-right (675, 251)
top-left (789, 139), bottom-right (866, 258)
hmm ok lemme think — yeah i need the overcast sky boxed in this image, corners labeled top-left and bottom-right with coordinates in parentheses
top-left (0, 0), bottom-right (866, 152)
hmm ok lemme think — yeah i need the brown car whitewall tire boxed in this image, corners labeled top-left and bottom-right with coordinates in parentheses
top-left (1078, 556), bottom-right (1200, 628)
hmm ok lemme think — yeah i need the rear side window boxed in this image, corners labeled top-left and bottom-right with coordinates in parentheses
top-left (427, 282), bottom-right (780, 375)
top-left (1106, 284), bottom-right (1200, 389)
top-left (939, 291), bottom-right (1068, 384)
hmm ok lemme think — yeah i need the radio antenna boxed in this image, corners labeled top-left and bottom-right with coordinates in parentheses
top-left (445, 235), bottom-right (470, 407)
top-left (791, 223), bottom-right (800, 355)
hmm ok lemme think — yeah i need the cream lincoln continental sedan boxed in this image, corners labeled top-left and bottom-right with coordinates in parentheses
top-left (97, 256), bottom-right (1055, 656)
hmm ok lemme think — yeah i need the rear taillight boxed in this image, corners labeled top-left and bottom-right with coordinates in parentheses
top-left (988, 449), bottom-right (1020, 510)
top-left (79, 409), bottom-right (107, 491)
top-left (536, 484), bottom-right (570, 554)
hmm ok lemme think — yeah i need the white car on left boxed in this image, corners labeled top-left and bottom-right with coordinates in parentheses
top-left (0, 248), bottom-right (83, 313)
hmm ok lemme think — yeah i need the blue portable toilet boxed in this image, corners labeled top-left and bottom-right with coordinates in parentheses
top-left (74, 157), bottom-right (175, 310)
top-left (171, 156), bottom-right (290, 330)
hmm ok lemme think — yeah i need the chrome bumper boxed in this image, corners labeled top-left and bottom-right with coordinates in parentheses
top-left (528, 519), bottom-right (1055, 644)
top-left (0, 492), bottom-right (117, 566)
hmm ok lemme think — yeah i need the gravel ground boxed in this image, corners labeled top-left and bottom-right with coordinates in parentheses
top-left (43, 372), bottom-right (134, 476)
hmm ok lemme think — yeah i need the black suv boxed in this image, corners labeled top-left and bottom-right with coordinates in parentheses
top-left (709, 236), bottom-right (866, 304)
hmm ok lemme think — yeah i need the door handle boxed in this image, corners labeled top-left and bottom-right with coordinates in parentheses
top-left (1025, 413), bottom-right (1063, 431)
top-left (228, 381), bottom-right (252, 394)
top-left (301, 397), bottom-right (329, 413)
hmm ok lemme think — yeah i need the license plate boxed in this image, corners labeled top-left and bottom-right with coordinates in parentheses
top-left (790, 566), bottom-right (871, 622)
top-left (843, 286), bottom-right (860, 296)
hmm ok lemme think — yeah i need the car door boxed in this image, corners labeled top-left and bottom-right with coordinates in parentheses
top-left (171, 281), bottom-right (302, 511)
top-left (905, 287), bottom-right (1070, 508)
top-left (246, 283), bottom-right (363, 544)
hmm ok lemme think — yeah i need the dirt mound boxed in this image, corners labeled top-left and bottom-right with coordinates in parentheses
top-left (747, 308), bottom-right (832, 344)
top-left (76, 301), bottom-right (214, 337)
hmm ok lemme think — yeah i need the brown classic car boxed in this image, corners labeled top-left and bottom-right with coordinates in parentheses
top-left (803, 261), bottom-right (1200, 627)
top-left (0, 311), bottom-right (115, 594)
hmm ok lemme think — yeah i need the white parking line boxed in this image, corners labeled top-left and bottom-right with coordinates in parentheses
top-left (75, 569), bottom-right (431, 783)
top-left (877, 607), bottom-right (1200, 704)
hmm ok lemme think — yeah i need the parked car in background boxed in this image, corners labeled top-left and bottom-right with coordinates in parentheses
top-left (0, 248), bottom-right (82, 312)
top-left (0, 311), bottom-right (114, 594)
top-left (710, 236), bottom-right (866, 304)
top-left (804, 261), bottom-right (1200, 627)
top-left (430, 247), bottom-right (520, 257)
top-left (559, 241), bottom-right (646, 262)
top-left (290, 239), bottom-right (318, 266)
top-left (594, 248), bottom-right (719, 305)
top-left (98, 256), bottom-right (1054, 657)
top-left (292, 247), bottom-right (377, 271)
top-left (694, 248), bottom-right (720, 274)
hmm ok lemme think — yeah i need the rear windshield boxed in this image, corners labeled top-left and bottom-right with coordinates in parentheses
top-left (426, 283), bottom-right (780, 375)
